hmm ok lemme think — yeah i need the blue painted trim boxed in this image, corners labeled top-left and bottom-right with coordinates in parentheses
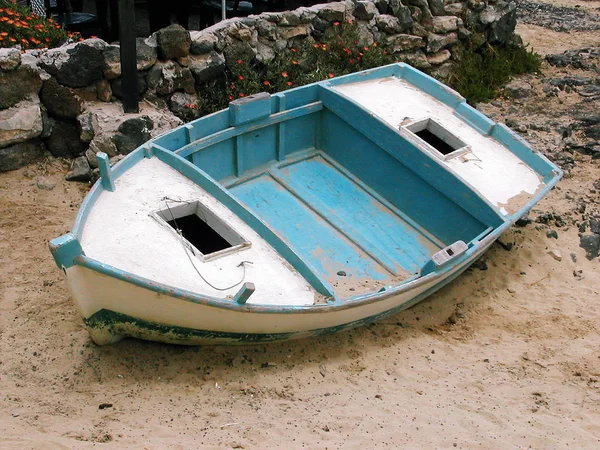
top-left (401, 64), bottom-right (465, 109)
top-left (144, 144), bottom-right (154, 158)
top-left (229, 92), bottom-right (272, 126)
top-left (151, 145), bottom-right (337, 298)
top-left (74, 225), bottom-right (499, 317)
top-left (176, 102), bottom-right (323, 159)
top-left (276, 93), bottom-right (286, 161)
top-left (325, 63), bottom-right (402, 87)
top-left (97, 152), bottom-right (115, 192)
top-left (49, 233), bottom-right (84, 269)
top-left (491, 124), bottom-right (557, 177)
top-left (233, 282), bottom-right (256, 305)
top-left (454, 102), bottom-right (495, 135)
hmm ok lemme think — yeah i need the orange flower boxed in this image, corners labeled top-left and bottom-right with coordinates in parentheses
top-left (228, 95), bottom-right (234, 100)
top-left (0, 36), bottom-right (3, 41)
top-left (373, 42), bottom-right (378, 47)
top-left (290, 47), bottom-right (297, 53)
top-left (286, 81), bottom-right (292, 86)
top-left (238, 75), bottom-right (244, 80)
top-left (328, 73), bottom-right (334, 78)
top-left (291, 60), bottom-right (298, 65)
top-left (364, 46), bottom-right (369, 51)
top-left (313, 43), bottom-right (319, 49)
top-left (263, 80), bottom-right (270, 86)
top-left (21, 38), bottom-right (28, 44)
top-left (349, 58), bottom-right (355, 64)
top-left (281, 72), bottom-right (288, 78)
top-left (7, 19), bottom-right (14, 24)
top-left (347, 19), bottom-right (353, 25)
top-left (239, 93), bottom-right (245, 97)
top-left (237, 59), bottom-right (243, 64)
top-left (9, 37), bottom-right (16, 42)
top-left (44, 37), bottom-right (50, 42)
top-left (333, 21), bottom-right (340, 26)
top-left (0, 31), bottom-right (7, 36)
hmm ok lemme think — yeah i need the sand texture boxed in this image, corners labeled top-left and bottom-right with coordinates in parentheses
top-left (1, 7), bottom-right (600, 449)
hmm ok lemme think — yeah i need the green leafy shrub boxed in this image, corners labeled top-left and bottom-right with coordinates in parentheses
top-left (198, 20), bottom-right (398, 115)
top-left (449, 40), bottom-right (542, 104)
top-left (0, 0), bottom-right (76, 49)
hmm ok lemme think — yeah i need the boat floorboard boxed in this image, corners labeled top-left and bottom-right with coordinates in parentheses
top-left (229, 153), bottom-right (441, 298)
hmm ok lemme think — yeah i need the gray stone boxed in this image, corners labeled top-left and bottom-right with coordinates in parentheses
top-left (255, 42), bottom-right (276, 64)
top-left (77, 111), bottom-right (95, 143)
top-left (103, 39), bottom-right (157, 80)
top-left (429, 61), bottom-right (454, 82)
top-left (0, 139), bottom-right (44, 172)
top-left (432, 16), bottom-right (458, 33)
top-left (445, 3), bottom-right (465, 15)
top-left (146, 61), bottom-right (194, 96)
top-left (39, 40), bottom-right (107, 88)
top-left (505, 117), bottom-right (528, 133)
top-left (189, 31), bottom-right (218, 54)
top-left (426, 32), bottom-right (458, 53)
top-left (396, 50), bottom-right (431, 69)
top-left (427, 0), bottom-right (446, 16)
top-left (112, 116), bottom-right (153, 154)
top-left (579, 233), bottom-right (600, 260)
top-left (426, 49), bottom-right (451, 65)
top-left (317, 3), bottom-right (346, 22)
top-left (279, 25), bottom-right (311, 40)
top-left (189, 52), bottom-right (226, 84)
top-left (255, 20), bottom-right (278, 40)
top-left (137, 37), bottom-right (158, 71)
top-left (102, 45), bottom-right (122, 79)
top-left (45, 120), bottom-right (86, 158)
top-left (41, 107), bottom-right (53, 139)
top-left (356, 22), bottom-right (375, 46)
top-left (66, 156), bottom-right (92, 182)
top-left (36, 177), bottom-right (56, 190)
top-left (389, 0), bottom-right (413, 28)
top-left (376, 15), bottom-right (404, 34)
top-left (504, 80), bottom-right (534, 99)
top-left (373, 0), bottom-right (389, 14)
top-left (0, 98), bottom-right (43, 149)
top-left (279, 11), bottom-right (301, 26)
top-left (96, 79), bottom-right (112, 102)
top-left (89, 133), bottom-right (118, 157)
top-left (40, 78), bottom-right (84, 120)
top-left (169, 92), bottom-right (202, 122)
top-left (590, 217), bottom-right (600, 234)
top-left (296, 6), bottom-right (318, 23)
top-left (0, 63), bottom-right (43, 109)
top-left (223, 41), bottom-right (257, 62)
top-left (482, 3), bottom-right (517, 45)
top-left (0, 48), bottom-right (21, 71)
top-left (229, 26), bottom-right (253, 42)
top-left (85, 148), bottom-right (99, 168)
top-left (386, 34), bottom-right (425, 52)
top-left (156, 25), bottom-right (191, 60)
top-left (354, 1), bottom-right (379, 20)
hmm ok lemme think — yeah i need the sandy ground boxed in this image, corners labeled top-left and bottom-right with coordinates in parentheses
top-left (1, 8), bottom-right (600, 450)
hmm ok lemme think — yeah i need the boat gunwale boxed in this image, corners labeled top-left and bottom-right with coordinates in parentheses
top-left (54, 62), bottom-right (564, 315)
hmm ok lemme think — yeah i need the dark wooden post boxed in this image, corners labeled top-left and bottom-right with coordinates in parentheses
top-left (118, 0), bottom-right (139, 113)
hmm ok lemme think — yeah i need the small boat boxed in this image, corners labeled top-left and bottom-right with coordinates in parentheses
top-left (49, 63), bottom-right (562, 345)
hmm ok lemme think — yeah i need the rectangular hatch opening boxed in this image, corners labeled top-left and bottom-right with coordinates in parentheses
top-left (152, 200), bottom-right (250, 261)
top-left (405, 118), bottom-right (468, 159)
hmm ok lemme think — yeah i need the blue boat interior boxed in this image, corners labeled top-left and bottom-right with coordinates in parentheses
top-left (151, 66), bottom-right (532, 299)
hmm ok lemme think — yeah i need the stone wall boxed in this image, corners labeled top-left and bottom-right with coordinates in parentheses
top-left (0, 0), bottom-right (518, 177)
